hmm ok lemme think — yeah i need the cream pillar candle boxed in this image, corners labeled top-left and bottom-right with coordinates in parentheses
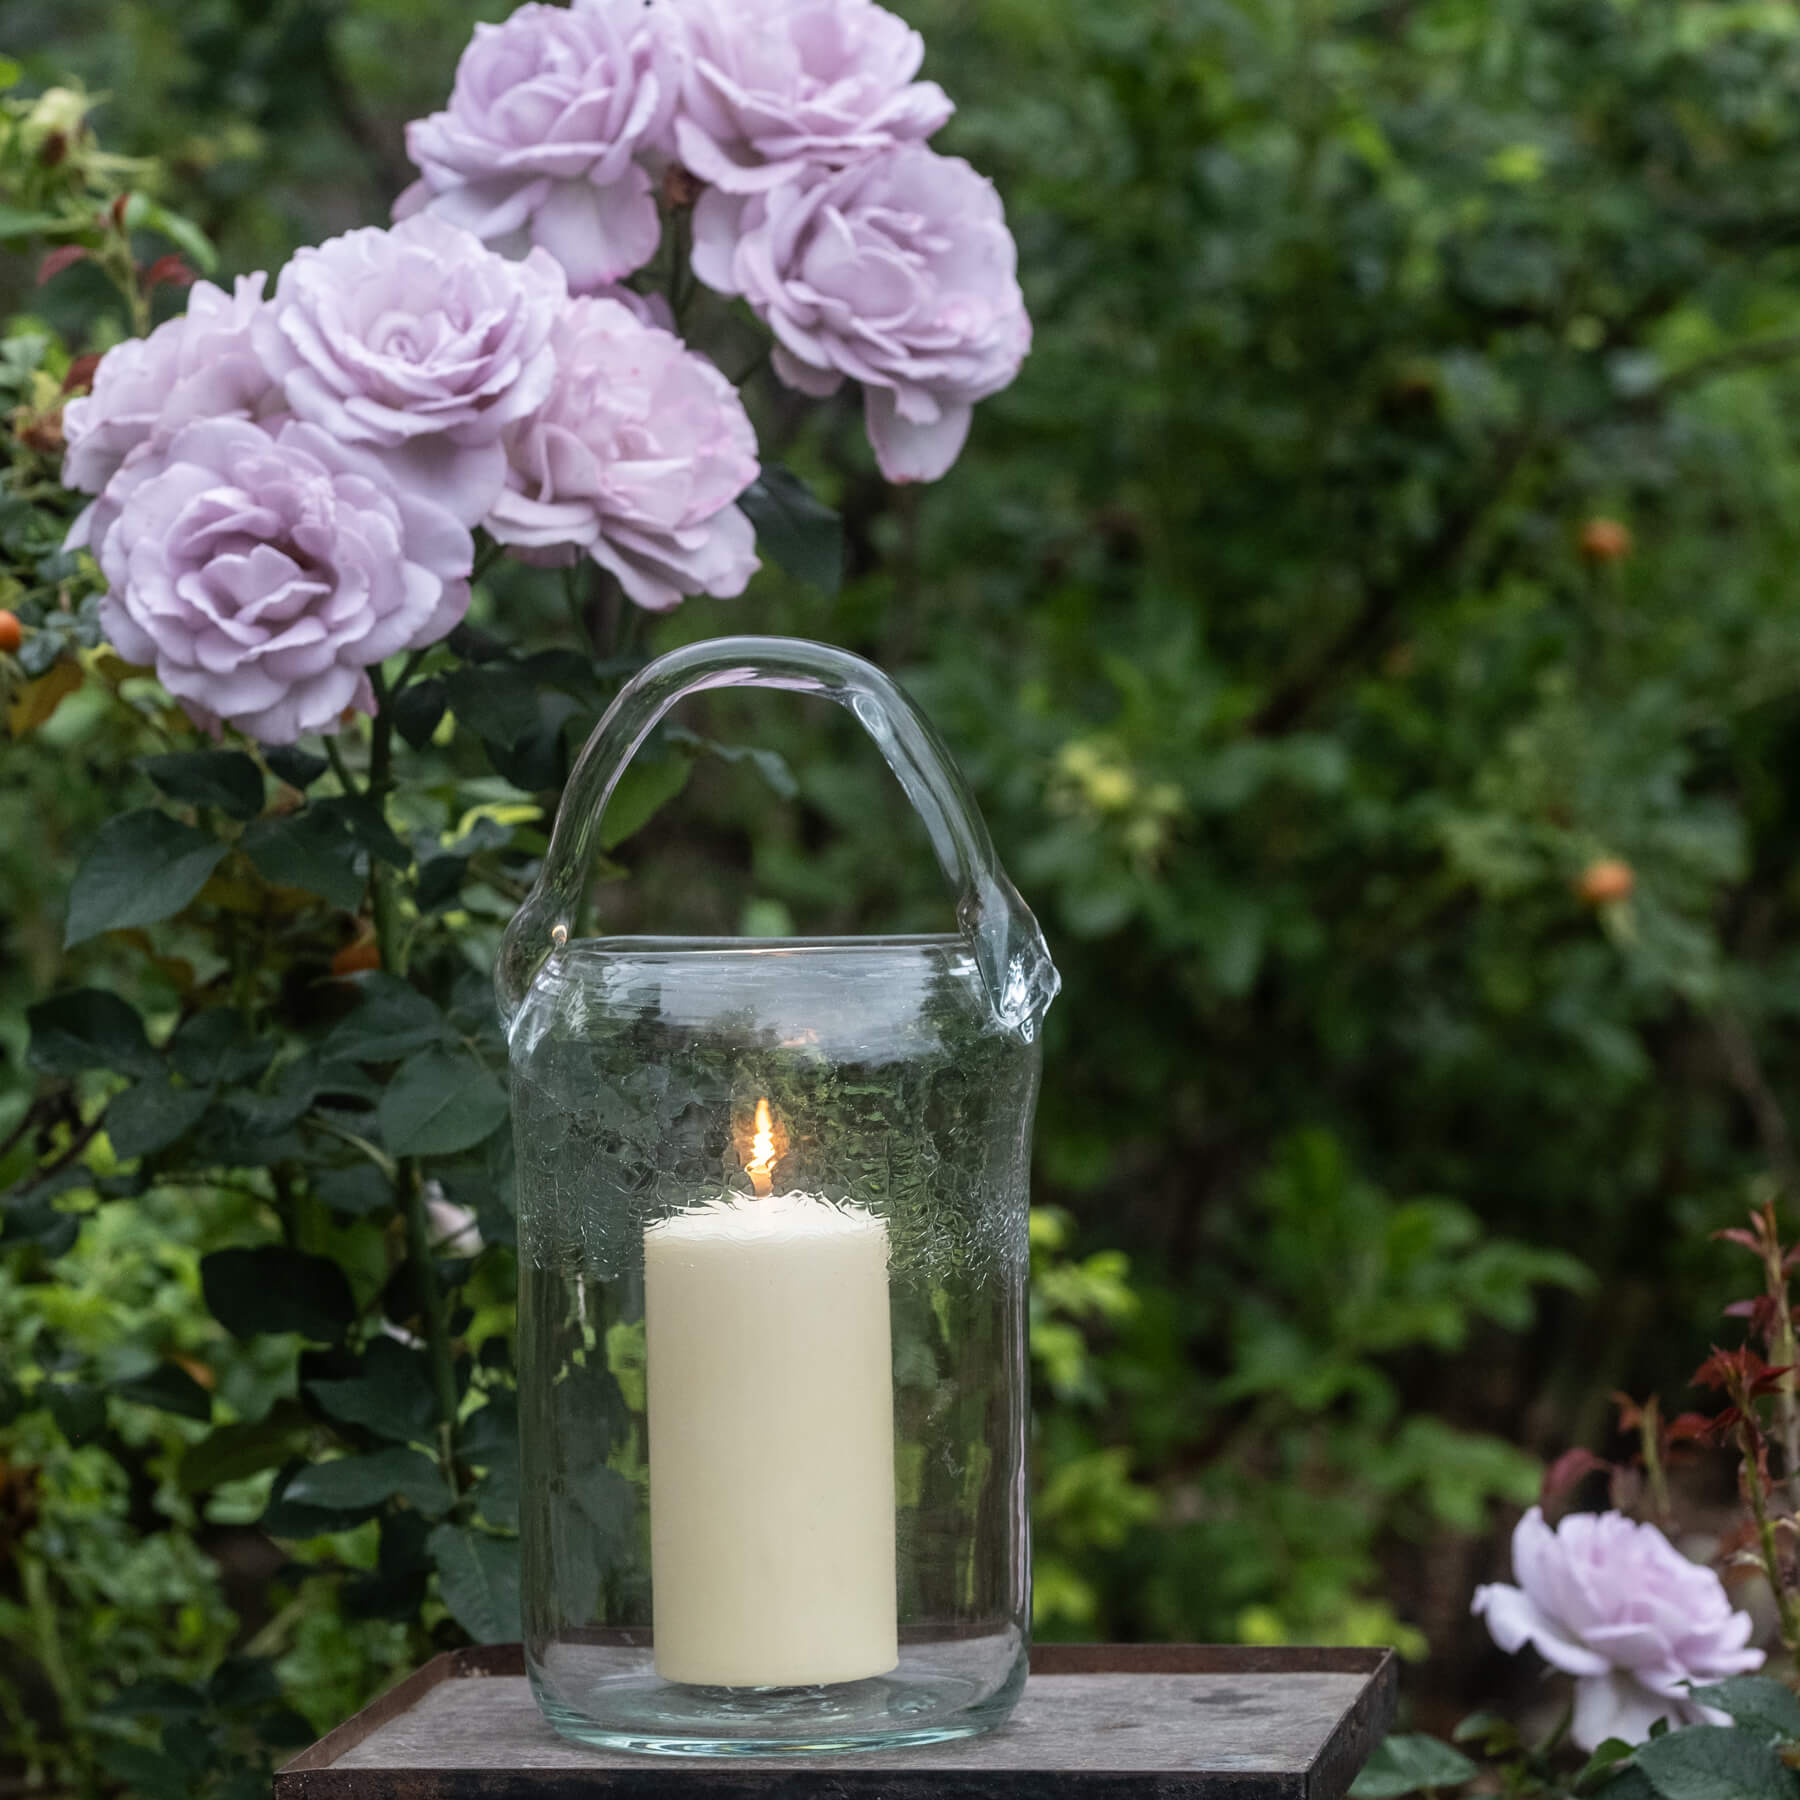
top-left (644, 1188), bottom-right (898, 1688)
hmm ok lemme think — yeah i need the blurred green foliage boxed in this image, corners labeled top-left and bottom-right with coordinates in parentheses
top-left (8, 0), bottom-right (1800, 1787)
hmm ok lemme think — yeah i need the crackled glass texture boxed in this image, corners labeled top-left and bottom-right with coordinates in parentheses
top-left (512, 935), bottom-right (1040, 1752)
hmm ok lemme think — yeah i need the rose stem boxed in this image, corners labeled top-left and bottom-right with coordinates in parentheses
top-left (366, 673), bottom-right (462, 1495)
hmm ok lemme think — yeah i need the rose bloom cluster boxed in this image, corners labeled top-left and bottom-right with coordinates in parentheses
top-left (64, 0), bottom-right (1024, 745)
top-left (398, 0), bottom-right (1029, 483)
top-left (63, 213), bottom-right (760, 742)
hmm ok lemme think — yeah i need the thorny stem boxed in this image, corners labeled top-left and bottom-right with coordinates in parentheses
top-left (1761, 1220), bottom-right (1800, 1514)
top-left (1740, 1416), bottom-right (1800, 1658)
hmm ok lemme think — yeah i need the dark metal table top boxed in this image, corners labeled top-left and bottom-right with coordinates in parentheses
top-left (278, 1644), bottom-right (1398, 1799)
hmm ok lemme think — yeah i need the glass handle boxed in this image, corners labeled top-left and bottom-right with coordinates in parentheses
top-left (495, 636), bottom-right (1059, 1042)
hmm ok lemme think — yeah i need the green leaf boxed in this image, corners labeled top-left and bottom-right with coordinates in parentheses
top-left (323, 974), bottom-right (449, 1062)
top-left (120, 192), bottom-right (218, 273)
top-left (2, 1197), bottom-right (81, 1256)
top-left (201, 1246), bottom-right (356, 1344)
top-left (207, 1655), bottom-right (282, 1713)
top-left (306, 1339), bottom-right (437, 1445)
top-left (1635, 1726), bottom-right (1798, 1800)
top-left (427, 1523), bottom-right (521, 1643)
top-left (1451, 1712), bottom-right (1519, 1751)
top-left (599, 752), bottom-right (691, 851)
top-left (416, 855), bottom-right (469, 911)
top-left (105, 1079), bottom-right (211, 1160)
top-left (137, 751), bottom-right (265, 821)
top-left (461, 1390), bottom-right (517, 1463)
top-left (1688, 1679), bottom-right (1800, 1743)
top-left (0, 203), bottom-right (68, 238)
top-left (261, 1458), bottom-right (385, 1537)
top-left (264, 746), bottom-right (328, 789)
top-left (168, 1011), bottom-right (275, 1088)
top-left (114, 1362), bottom-right (213, 1423)
top-left (98, 1679), bottom-right (209, 1720)
top-left (667, 727), bottom-right (800, 801)
top-left (738, 464), bottom-right (845, 594)
top-left (26, 988), bottom-right (161, 1079)
top-left (378, 1048), bottom-right (508, 1157)
top-left (444, 664), bottom-right (539, 748)
top-left (1580, 1741), bottom-right (1644, 1794)
top-left (95, 1741), bottom-right (191, 1800)
top-left (64, 811), bottom-right (227, 945)
top-left (314, 1162), bottom-right (393, 1216)
top-left (392, 678), bottom-right (447, 750)
top-left (241, 809), bottom-right (366, 910)
top-left (470, 1461), bottom-right (519, 1531)
top-left (283, 1448), bottom-right (452, 1518)
top-left (316, 794), bottom-right (410, 870)
top-left (45, 1381), bottom-right (106, 1445)
top-left (1350, 1735), bottom-right (1479, 1799)
top-left (179, 1402), bottom-right (312, 1493)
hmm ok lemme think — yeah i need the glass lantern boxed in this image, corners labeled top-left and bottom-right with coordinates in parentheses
top-left (496, 637), bottom-right (1059, 1756)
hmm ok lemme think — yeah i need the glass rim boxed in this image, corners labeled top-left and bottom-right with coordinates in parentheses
top-left (556, 933), bottom-right (970, 956)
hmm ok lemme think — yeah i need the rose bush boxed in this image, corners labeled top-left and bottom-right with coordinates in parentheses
top-left (1, 16), bottom-right (1031, 1772)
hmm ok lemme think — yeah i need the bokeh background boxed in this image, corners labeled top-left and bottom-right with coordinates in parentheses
top-left (10, 0), bottom-right (1800, 1786)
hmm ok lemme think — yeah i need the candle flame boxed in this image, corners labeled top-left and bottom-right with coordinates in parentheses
top-left (746, 1097), bottom-right (777, 1197)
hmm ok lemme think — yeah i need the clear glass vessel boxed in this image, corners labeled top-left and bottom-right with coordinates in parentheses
top-left (497, 638), bottom-right (1059, 1756)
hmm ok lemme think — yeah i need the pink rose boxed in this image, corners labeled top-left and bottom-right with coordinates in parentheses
top-left (62, 275), bottom-right (280, 554)
top-left (485, 296), bottom-right (759, 611)
top-left (98, 417), bottom-right (470, 745)
top-left (1473, 1508), bottom-right (1763, 1751)
top-left (670, 0), bottom-right (951, 193)
top-left (251, 216), bottom-right (566, 525)
top-left (396, 0), bottom-right (680, 292)
top-left (693, 145), bottom-right (1029, 482)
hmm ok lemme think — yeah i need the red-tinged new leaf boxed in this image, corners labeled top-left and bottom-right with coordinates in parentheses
top-left (142, 253), bottom-right (194, 292)
top-left (1665, 1412), bottom-right (1714, 1444)
top-left (1613, 1391), bottom-right (1646, 1432)
top-left (1715, 1228), bottom-right (1765, 1253)
top-left (38, 245), bottom-right (87, 285)
top-left (1542, 1447), bottom-right (1611, 1506)
top-left (61, 352), bottom-right (100, 395)
top-left (1706, 1405), bottom-right (1743, 1443)
top-left (1725, 1294), bottom-right (1785, 1341)
top-left (1692, 1346), bottom-right (1791, 1396)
